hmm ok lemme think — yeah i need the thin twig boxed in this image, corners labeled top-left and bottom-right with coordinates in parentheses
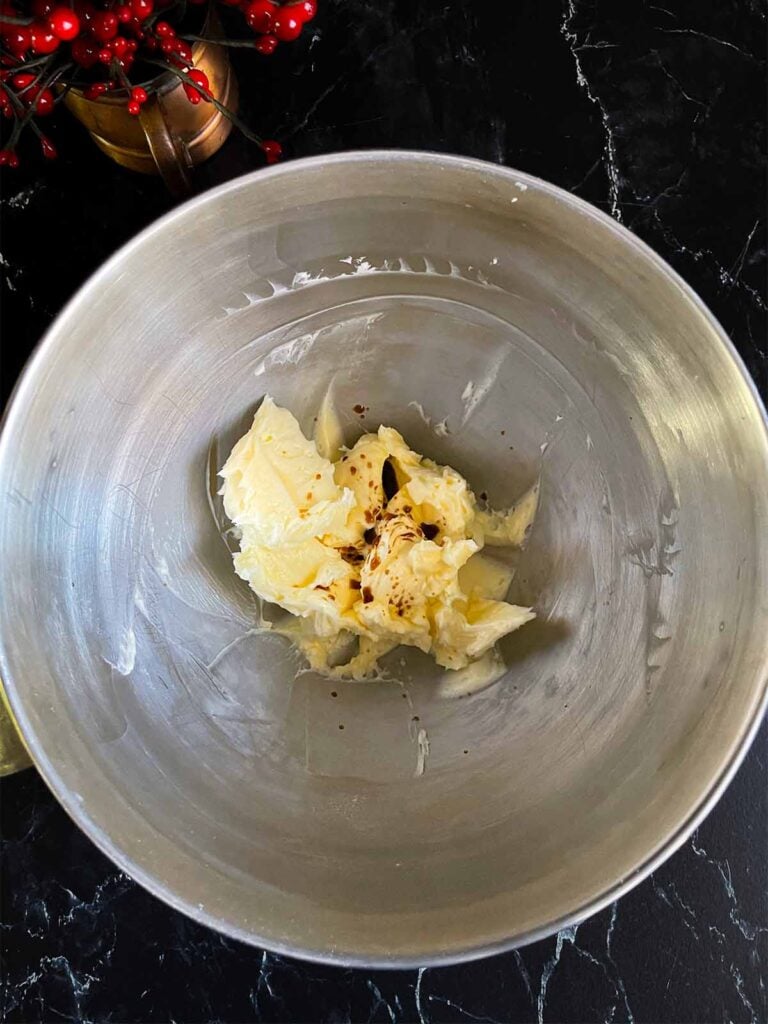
top-left (54, 81), bottom-right (73, 104)
top-left (114, 60), bottom-right (134, 92)
top-left (27, 117), bottom-right (46, 141)
top-left (0, 51), bottom-right (57, 70)
top-left (181, 34), bottom-right (258, 47)
top-left (147, 57), bottom-right (266, 145)
top-left (5, 62), bottom-right (72, 146)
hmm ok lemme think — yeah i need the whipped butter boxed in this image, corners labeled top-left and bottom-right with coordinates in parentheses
top-left (221, 397), bottom-right (537, 681)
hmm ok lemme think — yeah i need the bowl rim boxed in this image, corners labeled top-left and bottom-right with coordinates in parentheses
top-left (2, 149), bottom-right (767, 968)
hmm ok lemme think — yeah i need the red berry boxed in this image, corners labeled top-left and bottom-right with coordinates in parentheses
top-left (261, 139), bottom-right (282, 163)
top-left (40, 134), bottom-right (57, 159)
top-left (48, 7), bottom-right (80, 40)
top-left (71, 35), bottom-right (99, 66)
top-left (97, 46), bottom-right (111, 62)
top-left (11, 72), bottom-right (54, 114)
top-left (29, 22), bottom-right (60, 52)
top-left (115, 3), bottom-right (132, 21)
top-left (244, 0), bottom-right (275, 33)
top-left (254, 33), bottom-right (277, 54)
top-left (116, 52), bottom-right (133, 70)
top-left (130, 85), bottom-right (147, 103)
top-left (183, 66), bottom-right (209, 103)
top-left (293, 0), bottom-right (316, 22)
top-left (32, 86), bottom-right (53, 113)
top-left (126, 98), bottom-right (140, 114)
top-left (10, 70), bottom-right (35, 90)
top-left (0, 148), bottom-right (19, 167)
top-left (83, 81), bottom-right (107, 99)
top-left (272, 11), bottom-right (301, 41)
top-left (125, 37), bottom-right (137, 51)
top-left (2, 27), bottom-right (31, 56)
top-left (91, 11), bottom-right (117, 41)
top-left (109, 34), bottom-right (128, 56)
top-left (154, 19), bottom-right (173, 36)
top-left (130, 0), bottom-right (152, 20)
top-left (158, 36), bottom-right (173, 52)
top-left (190, 67), bottom-right (208, 86)
top-left (172, 38), bottom-right (192, 62)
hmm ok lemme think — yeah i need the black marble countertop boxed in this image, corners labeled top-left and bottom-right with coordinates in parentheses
top-left (1, 1), bottom-right (766, 1021)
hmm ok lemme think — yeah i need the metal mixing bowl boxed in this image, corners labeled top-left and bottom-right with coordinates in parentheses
top-left (1, 152), bottom-right (766, 967)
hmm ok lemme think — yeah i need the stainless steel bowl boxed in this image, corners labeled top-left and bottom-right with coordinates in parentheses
top-left (1, 152), bottom-right (766, 967)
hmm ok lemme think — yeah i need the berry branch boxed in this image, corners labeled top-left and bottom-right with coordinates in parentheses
top-left (0, 0), bottom-right (315, 167)
top-left (146, 55), bottom-right (280, 160)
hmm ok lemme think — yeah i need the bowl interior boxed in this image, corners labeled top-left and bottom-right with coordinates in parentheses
top-left (1, 154), bottom-right (766, 964)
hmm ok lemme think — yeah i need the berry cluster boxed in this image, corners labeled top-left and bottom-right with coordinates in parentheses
top-left (239, 0), bottom-right (315, 56)
top-left (0, 0), bottom-right (306, 167)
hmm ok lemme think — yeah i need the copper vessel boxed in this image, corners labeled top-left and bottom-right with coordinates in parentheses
top-left (63, 35), bottom-right (237, 194)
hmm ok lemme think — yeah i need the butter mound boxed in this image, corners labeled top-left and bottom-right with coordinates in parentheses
top-left (221, 397), bottom-right (536, 681)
